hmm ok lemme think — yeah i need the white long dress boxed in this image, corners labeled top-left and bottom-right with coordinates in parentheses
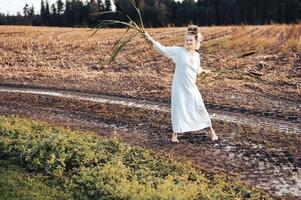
top-left (151, 39), bottom-right (212, 133)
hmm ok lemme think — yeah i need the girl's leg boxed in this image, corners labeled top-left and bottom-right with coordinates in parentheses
top-left (209, 126), bottom-right (218, 141)
top-left (172, 133), bottom-right (179, 143)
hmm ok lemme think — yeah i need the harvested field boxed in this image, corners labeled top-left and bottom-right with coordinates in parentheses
top-left (0, 24), bottom-right (300, 199)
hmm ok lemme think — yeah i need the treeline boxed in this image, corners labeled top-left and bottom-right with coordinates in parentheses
top-left (0, 0), bottom-right (111, 27)
top-left (0, 0), bottom-right (301, 27)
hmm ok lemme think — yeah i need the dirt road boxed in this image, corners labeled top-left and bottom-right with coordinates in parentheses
top-left (0, 84), bottom-right (300, 199)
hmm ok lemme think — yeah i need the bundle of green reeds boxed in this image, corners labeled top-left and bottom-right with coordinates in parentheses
top-left (91, 0), bottom-right (146, 65)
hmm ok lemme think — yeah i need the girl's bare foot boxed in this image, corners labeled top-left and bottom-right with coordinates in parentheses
top-left (211, 134), bottom-right (218, 141)
top-left (209, 127), bottom-right (219, 141)
top-left (171, 133), bottom-right (179, 143)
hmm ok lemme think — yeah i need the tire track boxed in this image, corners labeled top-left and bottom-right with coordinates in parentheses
top-left (0, 85), bottom-right (299, 134)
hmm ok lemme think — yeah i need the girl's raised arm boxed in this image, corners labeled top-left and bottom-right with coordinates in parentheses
top-left (143, 32), bottom-right (178, 61)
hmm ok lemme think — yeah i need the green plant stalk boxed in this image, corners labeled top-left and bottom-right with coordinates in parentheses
top-left (109, 31), bottom-right (140, 65)
top-left (91, 1), bottom-right (146, 65)
top-left (129, 0), bottom-right (144, 30)
top-left (111, 27), bottom-right (131, 51)
top-left (199, 51), bottom-right (257, 82)
top-left (113, 2), bottom-right (140, 29)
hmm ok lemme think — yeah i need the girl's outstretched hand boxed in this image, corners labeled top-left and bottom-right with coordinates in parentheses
top-left (142, 31), bottom-right (153, 44)
top-left (203, 69), bottom-right (212, 74)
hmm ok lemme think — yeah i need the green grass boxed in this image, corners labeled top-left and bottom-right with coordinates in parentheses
top-left (0, 159), bottom-right (71, 200)
top-left (0, 115), bottom-right (274, 200)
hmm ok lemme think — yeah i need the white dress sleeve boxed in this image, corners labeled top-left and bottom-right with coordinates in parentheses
top-left (152, 41), bottom-right (178, 61)
top-left (197, 53), bottom-right (204, 74)
top-left (197, 65), bottom-right (204, 74)
top-left (146, 33), bottom-right (178, 61)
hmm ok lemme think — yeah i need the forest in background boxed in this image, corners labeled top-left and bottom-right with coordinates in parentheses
top-left (0, 0), bottom-right (301, 27)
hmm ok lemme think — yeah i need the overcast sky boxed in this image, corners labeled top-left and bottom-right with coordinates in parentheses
top-left (0, 0), bottom-right (184, 15)
top-left (0, 0), bottom-right (122, 15)
top-left (0, 0), bottom-right (58, 15)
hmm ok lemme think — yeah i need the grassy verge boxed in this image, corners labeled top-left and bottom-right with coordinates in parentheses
top-left (0, 115), bottom-right (274, 200)
top-left (0, 159), bottom-right (71, 200)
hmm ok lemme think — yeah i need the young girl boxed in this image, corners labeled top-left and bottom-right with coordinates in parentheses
top-left (143, 25), bottom-right (218, 142)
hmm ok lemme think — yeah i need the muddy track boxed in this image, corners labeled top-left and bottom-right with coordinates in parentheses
top-left (0, 85), bottom-right (300, 199)
top-left (1, 83), bottom-right (299, 124)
